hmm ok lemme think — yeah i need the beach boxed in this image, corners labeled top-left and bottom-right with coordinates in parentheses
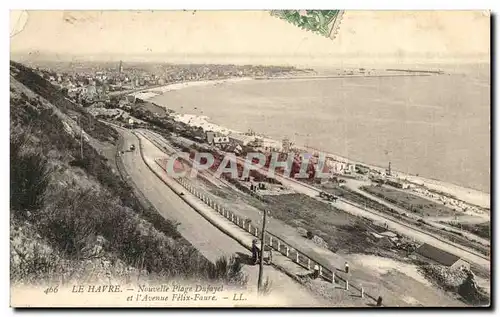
top-left (133, 77), bottom-right (253, 100)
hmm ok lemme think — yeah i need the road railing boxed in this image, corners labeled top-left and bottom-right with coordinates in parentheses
top-left (139, 130), bottom-right (381, 304)
top-left (171, 173), bottom-right (377, 304)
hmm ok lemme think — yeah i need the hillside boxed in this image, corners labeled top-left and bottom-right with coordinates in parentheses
top-left (9, 61), bottom-right (246, 287)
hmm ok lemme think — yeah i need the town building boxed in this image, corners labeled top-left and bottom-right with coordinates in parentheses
top-left (213, 136), bottom-right (230, 146)
top-left (414, 243), bottom-right (470, 270)
top-left (206, 131), bottom-right (216, 145)
top-left (228, 133), bottom-right (257, 147)
top-left (282, 137), bottom-right (292, 152)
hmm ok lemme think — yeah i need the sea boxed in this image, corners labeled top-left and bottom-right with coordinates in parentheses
top-left (150, 63), bottom-right (490, 193)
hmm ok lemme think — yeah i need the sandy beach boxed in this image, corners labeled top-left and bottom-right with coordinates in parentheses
top-left (132, 77), bottom-right (253, 100)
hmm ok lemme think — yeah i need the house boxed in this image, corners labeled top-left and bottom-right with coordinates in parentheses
top-left (213, 136), bottom-right (230, 146)
top-left (385, 179), bottom-right (411, 189)
top-left (414, 243), bottom-right (470, 270)
top-left (206, 131), bottom-right (216, 144)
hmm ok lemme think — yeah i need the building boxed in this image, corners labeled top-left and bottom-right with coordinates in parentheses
top-left (355, 164), bottom-right (370, 174)
top-left (343, 163), bottom-right (356, 174)
top-left (228, 133), bottom-right (256, 147)
top-left (206, 131), bottom-right (216, 144)
top-left (282, 137), bottom-right (292, 152)
top-left (414, 243), bottom-right (470, 270)
top-left (385, 178), bottom-right (412, 189)
top-left (213, 136), bottom-right (230, 146)
top-left (84, 85), bottom-right (97, 100)
top-left (252, 137), bottom-right (264, 148)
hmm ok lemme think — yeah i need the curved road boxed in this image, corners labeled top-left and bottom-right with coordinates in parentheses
top-left (117, 127), bottom-right (326, 307)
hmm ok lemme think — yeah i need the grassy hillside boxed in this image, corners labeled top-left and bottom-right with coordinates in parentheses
top-left (10, 61), bottom-right (246, 287)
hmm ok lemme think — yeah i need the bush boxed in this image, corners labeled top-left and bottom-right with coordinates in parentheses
top-left (206, 256), bottom-right (248, 286)
top-left (10, 126), bottom-right (51, 216)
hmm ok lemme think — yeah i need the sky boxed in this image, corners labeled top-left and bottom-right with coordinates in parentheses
top-left (10, 10), bottom-right (490, 67)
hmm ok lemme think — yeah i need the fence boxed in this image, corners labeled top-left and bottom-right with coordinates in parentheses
top-left (172, 174), bottom-right (378, 303)
top-left (138, 131), bottom-right (379, 304)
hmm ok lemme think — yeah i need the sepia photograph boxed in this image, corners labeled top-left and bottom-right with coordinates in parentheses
top-left (8, 8), bottom-right (491, 308)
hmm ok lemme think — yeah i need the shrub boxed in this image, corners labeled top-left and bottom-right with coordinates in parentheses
top-left (10, 126), bottom-right (51, 216)
top-left (206, 256), bottom-right (248, 286)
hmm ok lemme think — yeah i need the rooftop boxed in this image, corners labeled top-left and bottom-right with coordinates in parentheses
top-left (228, 132), bottom-right (256, 145)
top-left (415, 243), bottom-right (462, 266)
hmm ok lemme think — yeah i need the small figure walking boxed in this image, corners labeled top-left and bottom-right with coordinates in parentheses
top-left (266, 248), bottom-right (273, 265)
top-left (377, 296), bottom-right (383, 306)
top-left (251, 239), bottom-right (259, 265)
top-left (313, 264), bottom-right (320, 279)
top-left (345, 261), bottom-right (349, 274)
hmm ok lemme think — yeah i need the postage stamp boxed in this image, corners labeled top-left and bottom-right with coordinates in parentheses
top-left (270, 10), bottom-right (344, 40)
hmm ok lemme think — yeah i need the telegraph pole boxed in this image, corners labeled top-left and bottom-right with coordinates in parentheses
top-left (257, 210), bottom-right (268, 293)
top-left (79, 116), bottom-right (83, 159)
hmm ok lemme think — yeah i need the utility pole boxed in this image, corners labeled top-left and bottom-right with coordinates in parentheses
top-left (257, 210), bottom-right (268, 293)
top-left (79, 116), bottom-right (83, 160)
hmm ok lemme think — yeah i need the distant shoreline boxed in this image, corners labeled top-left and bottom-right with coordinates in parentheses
top-left (130, 75), bottom-right (489, 209)
top-left (131, 71), bottom-right (439, 98)
top-left (253, 73), bottom-right (436, 80)
top-left (131, 77), bottom-right (254, 100)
